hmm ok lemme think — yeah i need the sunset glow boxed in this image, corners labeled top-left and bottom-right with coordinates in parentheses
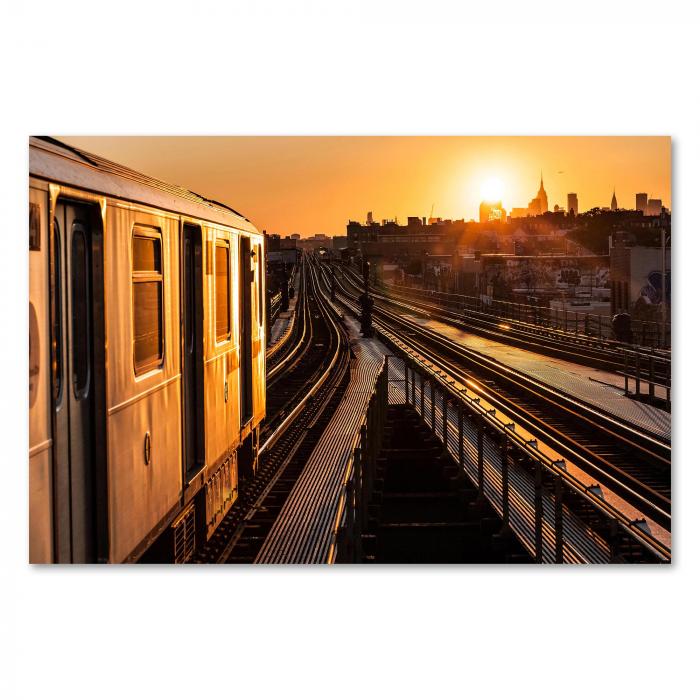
top-left (60, 136), bottom-right (671, 236)
top-left (480, 176), bottom-right (505, 202)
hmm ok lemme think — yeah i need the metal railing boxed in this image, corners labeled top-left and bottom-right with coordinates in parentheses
top-left (390, 338), bottom-right (670, 563)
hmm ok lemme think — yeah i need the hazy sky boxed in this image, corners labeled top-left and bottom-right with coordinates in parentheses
top-left (61, 136), bottom-right (671, 237)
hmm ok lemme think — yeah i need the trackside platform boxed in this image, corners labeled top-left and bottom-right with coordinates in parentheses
top-left (267, 273), bottom-right (300, 351)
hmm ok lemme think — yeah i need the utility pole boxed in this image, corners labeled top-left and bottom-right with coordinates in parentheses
top-left (360, 259), bottom-right (374, 338)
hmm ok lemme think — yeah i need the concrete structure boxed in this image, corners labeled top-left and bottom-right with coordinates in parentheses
top-left (609, 231), bottom-right (670, 320)
top-left (611, 189), bottom-right (618, 211)
top-left (567, 193), bottom-right (579, 216)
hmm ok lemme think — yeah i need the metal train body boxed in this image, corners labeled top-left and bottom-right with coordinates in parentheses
top-left (29, 137), bottom-right (266, 563)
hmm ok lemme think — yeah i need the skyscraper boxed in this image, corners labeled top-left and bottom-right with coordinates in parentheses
top-left (527, 172), bottom-right (548, 216)
top-left (567, 193), bottom-right (578, 216)
top-left (636, 193), bottom-right (648, 214)
top-left (479, 200), bottom-right (506, 223)
top-left (611, 189), bottom-right (618, 210)
top-left (536, 171), bottom-right (548, 213)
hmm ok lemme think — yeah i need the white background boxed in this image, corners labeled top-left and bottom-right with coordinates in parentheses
top-left (1, 2), bottom-right (698, 699)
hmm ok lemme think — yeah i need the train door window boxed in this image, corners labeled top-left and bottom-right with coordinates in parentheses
top-left (182, 224), bottom-right (205, 478)
top-left (51, 218), bottom-right (63, 404)
top-left (239, 237), bottom-right (253, 423)
top-left (215, 240), bottom-right (231, 342)
top-left (132, 228), bottom-right (164, 374)
top-left (257, 244), bottom-right (263, 326)
top-left (71, 228), bottom-right (91, 397)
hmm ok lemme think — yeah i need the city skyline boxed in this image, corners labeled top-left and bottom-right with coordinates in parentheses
top-left (61, 136), bottom-right (671, 237)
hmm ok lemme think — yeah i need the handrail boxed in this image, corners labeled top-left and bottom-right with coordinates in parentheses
top-left (382, 332), bottom-right (671, 562)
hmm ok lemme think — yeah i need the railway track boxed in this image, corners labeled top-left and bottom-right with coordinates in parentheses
top-left (266, 267), bottom-right (303, 377)
top-left (192, 254), bottom-right (351, 563)
top-left (320, 259), bottom-right (671, 558)
top-left (366, 274), bottom-right (671, 393)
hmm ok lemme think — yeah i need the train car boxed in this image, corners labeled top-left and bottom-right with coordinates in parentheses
top-left (29, 137), bottom-right (267, 563)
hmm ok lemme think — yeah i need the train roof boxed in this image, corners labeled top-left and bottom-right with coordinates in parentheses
top-left (29, 136), bottom-right (260, 235)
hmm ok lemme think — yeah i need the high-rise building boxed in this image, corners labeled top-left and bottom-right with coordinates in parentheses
top-left (479, 201), bottom-right (506, 223)
top-left (611, 189), bottom-right (618, 210)
top-left (536, 171), bottom-right (548, 213)
top-left (636, 192), bottom-right (648, 214)
top-left (647, 198), bottom-right (663, 216)
top-left (567, 193), bottom-right (578, 216)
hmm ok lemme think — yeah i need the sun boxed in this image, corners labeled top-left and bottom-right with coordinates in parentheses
top-left (480, 176), bottom-right (504, 202)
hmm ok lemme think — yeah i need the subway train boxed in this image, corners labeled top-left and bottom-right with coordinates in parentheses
top-left (29, 137), bottom-right (267, 563)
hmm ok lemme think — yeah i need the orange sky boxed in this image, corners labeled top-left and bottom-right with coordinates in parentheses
top-left (60, 136), bottom-right (671, 237)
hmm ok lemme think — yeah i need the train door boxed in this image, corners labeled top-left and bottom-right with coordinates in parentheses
top-left (51, 200), bottom-right (107, 562)
top-left (239, 236), bottom-right (253, 426)
top-left (181, 223), bottom-right (205, 481)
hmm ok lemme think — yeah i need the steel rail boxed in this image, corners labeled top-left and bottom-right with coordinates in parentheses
top-left (259, 255), bottom-right (348, 456)
top-left (352, 268), bottom-right (671, 383)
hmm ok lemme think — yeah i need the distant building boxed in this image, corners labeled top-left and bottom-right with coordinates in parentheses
top-left (647, 198), bottom-right (663, 216)
top-left (567, 193), bottom-right (579, 216)
top-left (367, 211), bottom-right (374, 225)
top-left (479, 201), bottom-right (507, 223)
top-left (636, 192), bottom-right (648, 214)
top-left (280, 237), bottom-right (298, 250)
top-left (533, 172), bottom-right (548, 214)
top-left (524, 173), bottom-right (549, 217)
top-left (347, 217), bottom-right (466, 257)
top-left (290, 233), bottom-right (301, 240)
top-left (527, 197), bottom-right (542, 216)
top-left (611, 189), bottom-right (618, 211)
top-left (609, 231), bottom-right (670, 320)
top-left (510, 207), bottom-right (529, 219)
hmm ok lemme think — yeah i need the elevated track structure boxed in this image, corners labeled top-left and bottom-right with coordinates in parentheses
top-left (320, 258), bottom-right (671, 563)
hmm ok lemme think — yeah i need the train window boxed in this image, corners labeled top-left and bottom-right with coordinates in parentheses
top-left (215, 241), bottom-right (231, 341)
top-left (132, 229), bottom-right (164, 374)
top-left (71, 227), bottom-right (90, 397)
